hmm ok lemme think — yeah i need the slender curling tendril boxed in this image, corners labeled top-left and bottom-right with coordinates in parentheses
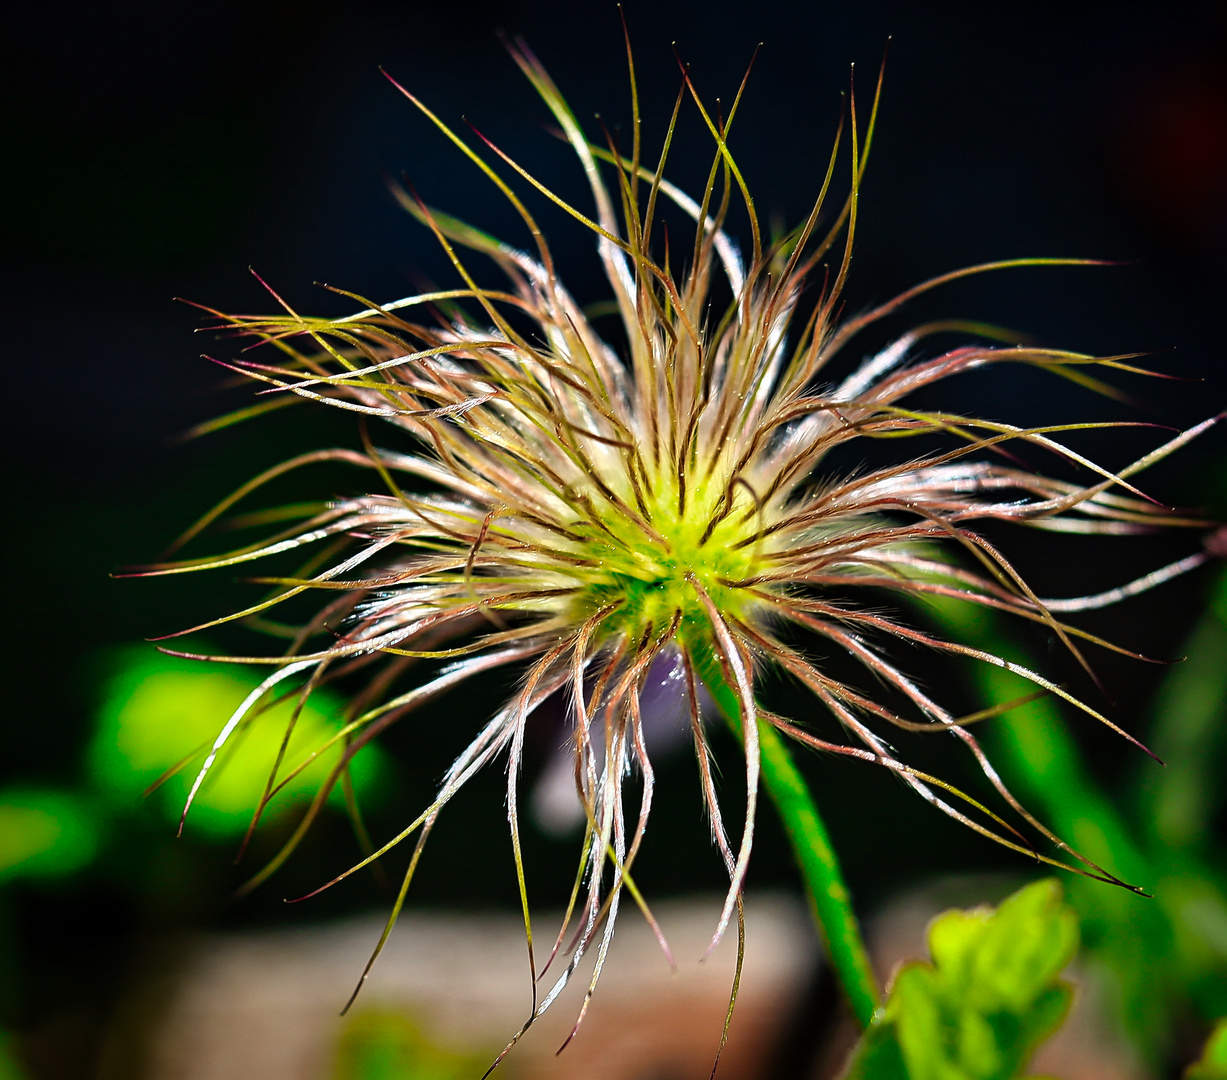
top-left (139, 30), bottom-right (1219, 1065)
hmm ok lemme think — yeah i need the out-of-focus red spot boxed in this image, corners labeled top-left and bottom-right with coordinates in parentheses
top-left (1116, 60), bottom-right (1227, 246)
top-left (1204, 523), bottom-right (1227, 559)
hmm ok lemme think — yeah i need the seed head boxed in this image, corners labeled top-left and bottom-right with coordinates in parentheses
top-left (145, 35), bottom-right (1216, 1054)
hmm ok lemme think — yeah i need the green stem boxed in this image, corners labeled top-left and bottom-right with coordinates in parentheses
top-left (694, 651), bottom-right (880, 1028)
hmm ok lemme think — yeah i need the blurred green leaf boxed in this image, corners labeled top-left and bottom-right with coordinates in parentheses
top-left (0, 788), bottom-right (98, 882)
top-left (0, 1032), bottom-right (28, 1080)
top-left (1145, 573), bottom-right (1227, 852)
top-left (87, 647), bottom-right (391, 839)
top-left (1187, 1019), bottom-right (1227, 1080)
top-left (332, 1008), bottom-right (491, 1080)
top-left (843, 879), bottom-right (1077, 1080)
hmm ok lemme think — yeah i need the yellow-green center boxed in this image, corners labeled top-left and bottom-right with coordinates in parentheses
top-left (570, 471), bottom-right (769, 651)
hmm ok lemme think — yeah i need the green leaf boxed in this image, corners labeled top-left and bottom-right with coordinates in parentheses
top-left (917, 587), bottom-right (1227, 1059)
top-left (843, 880), bottom-right (1078, 1080)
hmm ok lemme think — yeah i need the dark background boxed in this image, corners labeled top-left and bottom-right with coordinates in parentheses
top-left (4, 1), bottom-right (1227, 1076)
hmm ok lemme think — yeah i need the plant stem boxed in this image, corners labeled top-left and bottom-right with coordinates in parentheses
top-left (695, 652), bottom-right (880, 1028)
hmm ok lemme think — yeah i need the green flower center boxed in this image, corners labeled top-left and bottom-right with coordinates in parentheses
top-left (570, 470), bottom-right (769, 651)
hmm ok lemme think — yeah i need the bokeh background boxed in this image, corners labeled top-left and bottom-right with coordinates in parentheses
top-left (4, 1), bottom-right (1227, 1077)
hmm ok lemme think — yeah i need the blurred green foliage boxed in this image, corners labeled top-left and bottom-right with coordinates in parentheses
top-left (844, 879), bottom-right (1077, 1080)
top-left (922, 566), bottom-right (1227, 1064)
top-left (0, 646), bottom-right (393, 900)
top-left (1188, 1019), bottom-right (1227, 1079)
top-left (0, 648), bottom-right (398, 1080)
top-left (0, 1033), bottom-right (26, 1080)
top-left (0, 790), bottom-right (98, 883)
top-left (332, 1009), bottom-right (493, 1080)
top-left (88, 647), bottom-right (390, 839)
